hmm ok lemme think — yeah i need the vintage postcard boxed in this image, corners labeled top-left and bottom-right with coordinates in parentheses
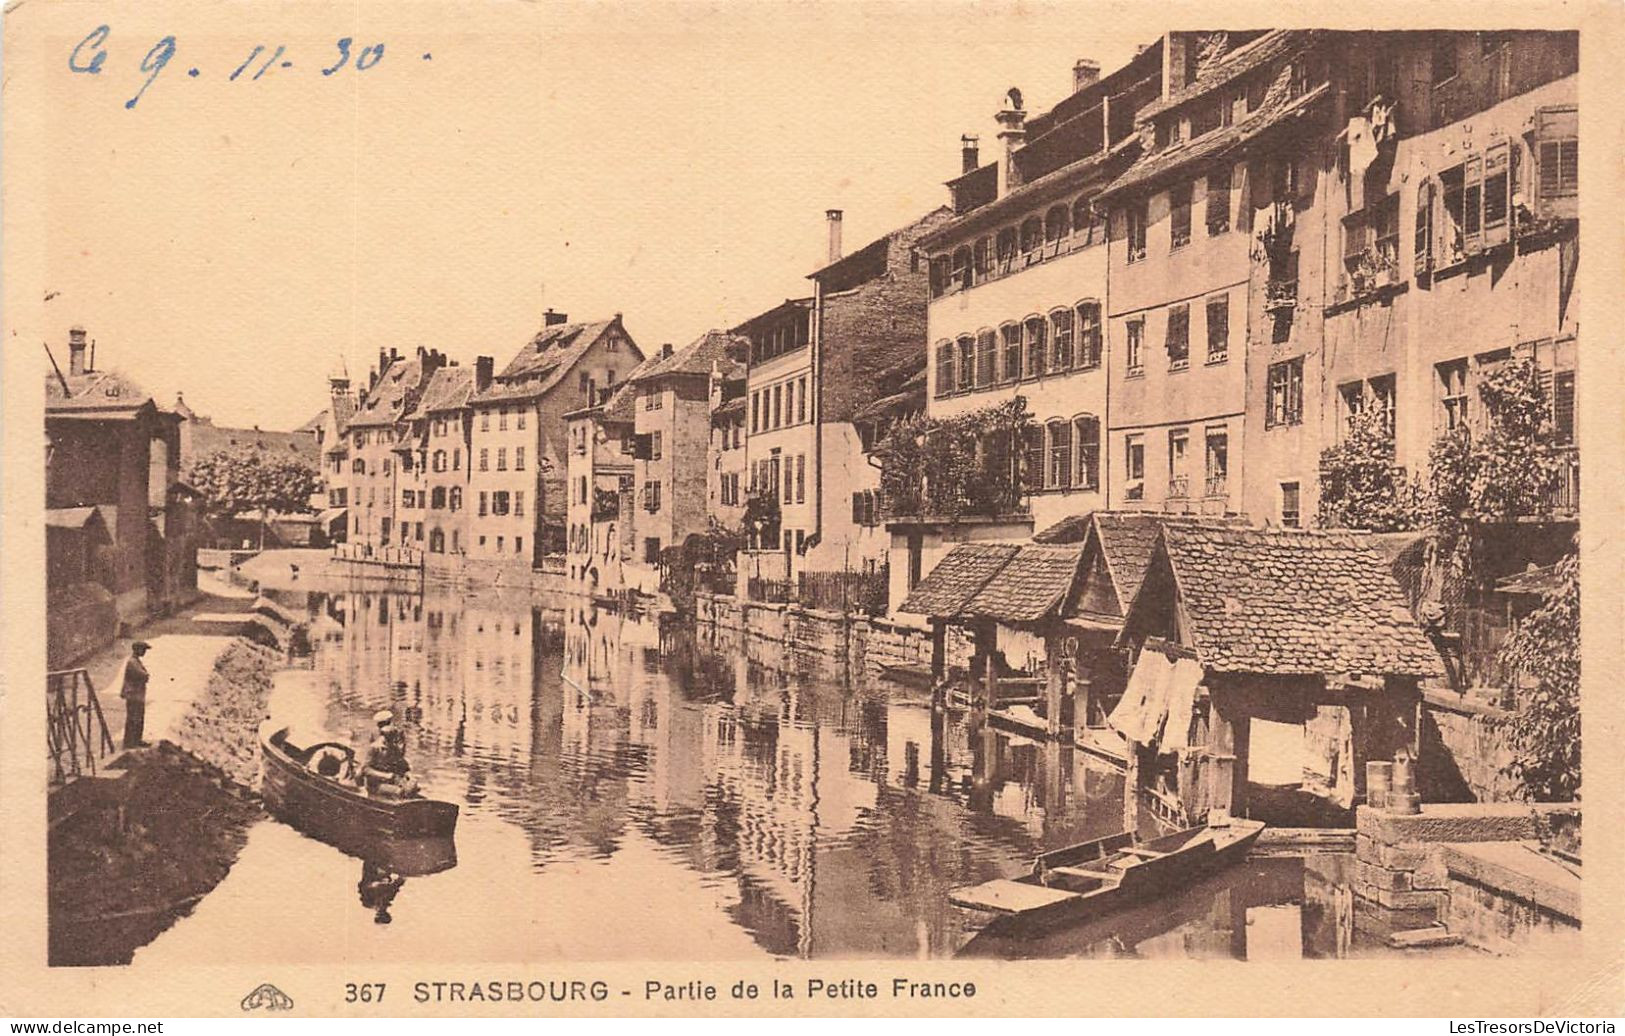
top-left (2, 0), bottom-right (1622, 1019)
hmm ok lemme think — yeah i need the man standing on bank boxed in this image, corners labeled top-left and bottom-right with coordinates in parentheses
top-left (120, 641), bottom-right (152, 749)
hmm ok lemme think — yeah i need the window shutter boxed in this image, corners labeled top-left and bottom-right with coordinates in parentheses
top-left (1482, 140), bottom-right (1511, 248)
top-left (852, 492), bottom-right (863, 524)
top-left (1463, 153), bottom-right (1484, 255)
top-left (1414, 178), bottom-right (1433, 276)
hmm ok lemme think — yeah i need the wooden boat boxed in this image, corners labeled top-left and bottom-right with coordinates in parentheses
top-left (948, 817), bottom-right (1266, 935)
top-left (260, 723), bottom-right (459, 842)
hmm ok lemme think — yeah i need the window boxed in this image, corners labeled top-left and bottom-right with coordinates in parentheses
top-left (1076, 302), bottom-right (1102, 369)
top-left (352, 458), bottom-right (364, 474)
top-left (1166, 305), bottom-right (1190, 370)
top-left (493, 491), bottom-right (511, 516)
top-left (452, 449), bottom-right (460, 471)
top-left (517, 409), bottom-right (526, 429)
top-left (1344, 193), bottom-right (1400, 285)
top-left (1074, 416), bottom-right (1100, 490)
top-left (1189, 102), bottom-right (1222, 139)
top-left (1073, 197), bottom-right (1099, 246)
top-left (642, 481), bottom-right (662, 512)
top-left (496, 535), bottom-right (504, 552)
top-left (1340, 380), bottom-right (1366, 432)
top-left (1204, 428), bottom-right (1228, 497)
top-left (1124, 200), bottom-right (1148, 263)
top-left (775, 384), bottom-right (785, 427)
top-left (935, 342), bottom-right (954, 397)
top-left (1438, 359), bottom-right (1469, 430)
top-left (514, 491), bottom-right (524, 516)
top-left (478, 491), bottom-right (488, 517)
top-left (1024, 317), bottom-right (1046, 379)
top-left (497, 447), bottom-right (507, 471)
top-left (782, 459), bottom-right (792, 504)
top-left (797, 377), bottom-right (807, 423)
top-left (1044, 204), bottom-right (1071, 250)
top-left (1553, 370), bottom-right (1576, 445)
top-left (1267, 357), bottom-right (1304, 427)
top-left (1021, 425), bottom-right (1045, 492)
top-left (1050, 309), bottom-right (1073, 371)
top-left (1415, 177), bottom-right (1434, 275)
top-left (1125, 318), bottom-right (1144, 375)
top-left (402, 489), bottom-right (414, 509)
top-left (995, 227), bottom-right (1017, 274)
top-left (1168, 429), bottom-right (1189, 498)
top-left (514, 536), bottom-right (523, 555)
top-left (432, 449), bottom-right (445, 472)
top-left (515, 446), bottom-right (525, 470)
top-left (1205, 296), bottom-right (1229, 363)
top-left (450, 487), bottom-right (462, 511)
top-left (1170, 183), bottom-right (1192, 249)
top-left (479, 448), bottom-right (488, 471)
top-left (957, 335), bottom-right (977, 391)
top-left (795, 454), bottom-right (805, 504)
top-left (951, 245), bottom-right (974, 291)
top-left (644, 537), bottom-right (661, 564)
top-left (973, 236), bottom-right (992, 277)
top-left (1281, 482), bottom-right (1301, 528)
top-left (382, 458), bottom-right (391, 476)
top-left (1370, 375), bottom-right (1397, 437)
top-left (1536, 106), bottom-right (1578, 217)
top-left (975, 330), bottom-right (996, 387)
top-left (1206, 166), bottom-right (1232, 235)
top-left (500, 407), bottom-right (510, 431)
top-left (1124, 435), bottom-right (1145, 500)
top-left (480, 411), bottom-right (489, 431)
top-left (1019, 216), bottom-right (1042, 258)
top-left (1047, 420), bottom-right (1072, 490)
top-left (1001, 324), bottom-right (1022, 382)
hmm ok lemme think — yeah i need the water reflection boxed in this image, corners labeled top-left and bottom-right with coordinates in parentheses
top-left (138, 586), bottom-right (1398, 963)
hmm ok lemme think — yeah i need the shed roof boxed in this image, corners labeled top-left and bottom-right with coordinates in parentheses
top-left (1140, 525), bottom-right (1445, 677)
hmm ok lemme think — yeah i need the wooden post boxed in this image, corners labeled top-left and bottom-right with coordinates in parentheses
top-left (1073, 673), bottom-right (1092, 745)
top-left (980, 621), bottom-right (998, 712)
top-left (1206, 682), bottom-right (1246, 819)
top-left (929, 619), bottom-right (946, 682)
top-left (1123, 740), bottom-right (1143, 833)
top-left (1044, 631), bottom-right (1064, 738)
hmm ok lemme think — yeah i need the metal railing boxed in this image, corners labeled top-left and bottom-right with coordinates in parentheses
top-left (47, 668), bottom-right (116, 785)
top-left (799, 566), bottom-right (889, 617)
top-left (1204, 474), bottom-right (1228, 498)
top-left (1549, 447), bottom-right (1579, 514)
top-left (746, 577), bottom-right (793, 605)
top-left (1166, 476), bottom-right (1190, 499)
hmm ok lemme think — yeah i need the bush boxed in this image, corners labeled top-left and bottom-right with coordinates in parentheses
top-left (1318, 407), bottom-right (1422, 531)
top-left (1497, 553), bottom-right (1579, 801)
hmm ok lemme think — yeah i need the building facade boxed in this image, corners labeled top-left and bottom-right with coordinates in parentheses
top-left (345, 347), bottom-right (447, 554)
top-left (400, 363), bottom-right (477, 558)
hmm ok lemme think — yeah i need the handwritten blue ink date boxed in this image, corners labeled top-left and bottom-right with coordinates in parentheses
top-left (69, 26), bottom-right (389, 109)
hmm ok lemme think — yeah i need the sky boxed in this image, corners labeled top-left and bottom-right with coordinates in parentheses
top-left (30, 0), bottom-right (1151, 430)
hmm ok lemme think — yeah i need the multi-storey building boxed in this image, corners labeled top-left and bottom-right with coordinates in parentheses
top-left (707, 352), bottom-right (749, 531)
top-left (308, 370), bottom-right (358, 530)
top-left (564, 381), bottom-right (637, 592)
top-left (399, 362), bottom-right (478, 559)
top-left (898, 48), bottom-right (1165, 606)
top-left (468, 312), bottom-right (644, 566)
top-left (345, 347), bottom-right (447, 553)
top-left (732, 296), bottom-right (813, 557)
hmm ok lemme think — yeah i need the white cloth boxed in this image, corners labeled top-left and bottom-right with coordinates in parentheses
top-left (1160, 658), bottom-right (1205, 753)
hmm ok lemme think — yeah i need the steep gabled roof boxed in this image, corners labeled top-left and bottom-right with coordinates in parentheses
top-left (1033, 511), bottom-right (1252, 615)
top-left (474, 317), bottom-right (634, 405)
top-left (45, 367), bottom-right (164, 419)
top-left (961, 544), bottom-right (1085, 624)
top-left (1135, 525), bottom-right (1445, 677)
top-left (404, 366), bottom-right (474, 419)
top-left (631, 330), bottom-right (748, 384)
top-left (347, 356), bottom-right (425, 428)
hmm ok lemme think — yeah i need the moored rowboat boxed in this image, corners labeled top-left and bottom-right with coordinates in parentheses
top-left (948, 817), bottom-right (1265, 935)
top-left (260, 723), bottom-right (459, 843)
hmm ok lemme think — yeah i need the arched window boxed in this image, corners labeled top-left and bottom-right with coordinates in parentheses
top-left (1000, 323), bottom-right (1022, 382)
top-left (1073, 196), bottom-right (1097, 245)
top-left (429, 528), bottom-right (445, 553)
top-left (1024, 316), bottom-right (1047, 379)
top-left (1019, 216), bottom-right (1043, 256)
top-left (449, 486), bottom-right (463, 512)
top-left (1073, 415), bottom-right (1101, 490)
top-left (975, 329), bottom-right (997, 387)
top-left (951, 245), bottom-right (974, 290)
top-left (1076, 301), bottom-right (1103, 368)
top-left (433, 449), bottom-right (446, 472)
top-left (934, 341), bottom-right (955, 397)
top-left (1044, 204), bottom-right (1071, 245)
top-left (957, 335), bottom-right (977, 391)
top-left (973, 236), bottom-right (992, 276)
top-left (1050, 308), bottom-right (1074, 370)
top-left (928, 255), bottom-right (950, 298)
top-left (995, 227), bottom-right (1018, 273)
top-left (1047, 419), bottom-right (1073, 489)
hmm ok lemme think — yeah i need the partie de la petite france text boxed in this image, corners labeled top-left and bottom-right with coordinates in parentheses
top-left (398, 978), bottom-right (975, 1004)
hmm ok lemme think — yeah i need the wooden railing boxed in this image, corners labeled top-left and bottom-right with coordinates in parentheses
top-left (47, 669), bottom-right (116, 785)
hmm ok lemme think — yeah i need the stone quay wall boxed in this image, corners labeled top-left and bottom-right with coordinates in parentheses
top-left (1419, 690), bottom-right (1522, 804)
top-left (694, 592), bottom-right (971, 681)
top-left (1354, 803), bottom-right (1580, 953)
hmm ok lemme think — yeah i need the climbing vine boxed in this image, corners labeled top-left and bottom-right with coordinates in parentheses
top-left (874, 396), bottom-right (1036, 520)
top-left (1496, 553), bottom-right (1579, 801)
top-left (1317, 407), bottom-right (1424, 531)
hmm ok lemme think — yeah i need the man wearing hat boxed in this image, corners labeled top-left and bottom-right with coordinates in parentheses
top-left (361, 709), bottom-right (417, 799)
top-left (119, 641), bottom-right (152, 749)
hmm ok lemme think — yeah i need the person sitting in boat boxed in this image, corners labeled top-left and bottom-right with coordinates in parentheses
top-left (361, 710), bottom-right (419, 799)
top-left (306, 743), bottom-right (354, 781)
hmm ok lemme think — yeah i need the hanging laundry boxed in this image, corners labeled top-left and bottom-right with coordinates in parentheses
top-left (1369, 99), bottom-right (1397, 146)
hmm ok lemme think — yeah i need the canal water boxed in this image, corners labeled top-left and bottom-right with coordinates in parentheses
top-left (133, 584), bottom-right (1425, 964)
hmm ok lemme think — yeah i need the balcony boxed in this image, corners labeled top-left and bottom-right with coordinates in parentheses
top-left (1204, 474), bottom-right (1228, 498)
top-left (1167, 476), bottom-right (1190, 499)
top-left (1264, 278), bottom-right (1298, 314)
top-left (1548, 447), bottom-right (1579, 514)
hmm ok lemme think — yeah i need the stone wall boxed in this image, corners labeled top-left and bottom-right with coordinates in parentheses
top-left (695, 591), bottom-right (970, 681)
top-left (1419, 691), bottom-right (1521, 803)
top-left (1354, 803), bottom-right (1581, 952)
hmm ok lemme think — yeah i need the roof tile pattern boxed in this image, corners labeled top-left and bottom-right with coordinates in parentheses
top-left (964, 545), bottom-right (1084, 623)
top-left (474, 318), bottom-right (619, 404)
top-left (1158, 526), bottom-right (1445, 677)
top-left (404, 366), bottom-right (473, 419)
top-left (899, 543), bottom-right (1018, 617)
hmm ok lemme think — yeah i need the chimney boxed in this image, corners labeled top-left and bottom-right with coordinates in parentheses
top-left (825, 209), bottom-right (843, 264)
top-left (475, 356), bottom-right (494, 393)
top-left (544, 308), bottom-right (568, 327)
top-left (961, 135), bottom-right (980, 175)
top-left (379, 349), bottom-right (390, 378)
top-left (661, 342), bottom-right (674, 359)
top-left (67, 327), bottom-right (87, 376)
top-left (995, 89), bottom-right (1028, 198)
top-left (1073, 59), bottom-right (1100, 92)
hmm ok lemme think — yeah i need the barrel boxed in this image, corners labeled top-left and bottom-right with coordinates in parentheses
top-left (1365, 761), bottom-right (1393, 809)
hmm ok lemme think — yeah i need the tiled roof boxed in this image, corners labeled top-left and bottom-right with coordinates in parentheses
top-left (710, 395), bottom-right (746, 424)
top-left (898, 543), bottom-right (1019, 617)
top-left (963, 544), bottom-right (1085, 624)
top-left (473, 318), bottom-right (627, 405)
top-left (1138, 30), bottom-right (1318, 122)
top-left (1096, 81), bottom-right (1331, 202)
top-left (1033, 511), bottom-right (1253, 612)
top-left (187, 418), bottom-right (318, 463)
top-left (1152, 526), bottom-right (1445, 677)
top-left (347, 356), bottom-right (425, 428)
top-left (404, 366), bottom-right (474, 419)
top-left (45, 368), bottom-right (161, 415)
top-left (632, 330), bottom-right (747, 383)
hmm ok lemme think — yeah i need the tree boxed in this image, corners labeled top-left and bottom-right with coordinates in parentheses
top-left (188, 448), bottom-right (323, 549)
top-left (1497, 553), bottom-right (1579, 801)
top-left (1426, 357), bottom-right (1562, 534)
top-left (1317, 407), bottom-right (1423, 531)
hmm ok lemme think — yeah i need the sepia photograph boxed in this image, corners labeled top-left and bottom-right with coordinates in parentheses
top-left (3, 0), bottom-right (1619, 1020)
